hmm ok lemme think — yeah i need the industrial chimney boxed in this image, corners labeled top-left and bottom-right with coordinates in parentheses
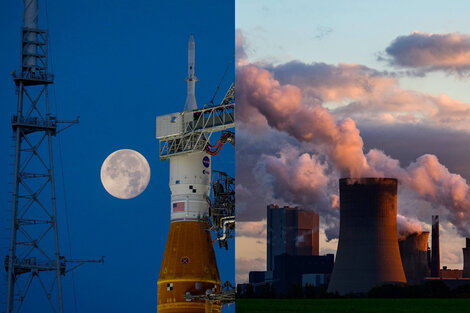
top-left (327, 178), bottom-right (406, 294)
top-left (399, 232), bottom-right (430, 284)
top-left (463, 238), bottom-right (470, 278)
top-left (431, 215), bottom-right (440, 277)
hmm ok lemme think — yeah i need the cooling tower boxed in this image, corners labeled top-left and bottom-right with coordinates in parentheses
top-left (399, 232), bottom-right (430, 284)
top-left (431, 215), bottom-right (440, 277)
top-left (463, 238), bottom-right (470, 278)
top-left (327, 178), bottom-right (406, 294)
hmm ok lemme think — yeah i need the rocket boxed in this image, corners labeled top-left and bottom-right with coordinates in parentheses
top-left (184, 34), bottom-right (198, 111)
top-left (157, 35), bottom-right (221, 313)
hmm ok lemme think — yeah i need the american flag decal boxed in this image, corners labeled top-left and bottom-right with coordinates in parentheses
top-left (173, 202), bottom-right (185, 212)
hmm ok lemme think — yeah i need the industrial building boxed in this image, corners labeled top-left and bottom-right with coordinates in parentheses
top-left (241, 180), bottom-right (470, 298)
top-left (328, 178), bottom-right (406, 295)
top-left (463, 238), bottom-right (470, 278)
top-left (423, 218), bottom-right (470, 289)
top-left (399, 232), bottom-right (430, 285)
top-left (241, 205), bottom-right (333, 296)
top-left (267, 204), bottom-right (319, 271)
top-left (272, 253), bottom-right (334, 294)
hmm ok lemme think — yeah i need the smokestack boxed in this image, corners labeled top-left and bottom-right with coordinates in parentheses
top-left (463, 238), bottom-right (470, 278)
top-left (431, 215), bottom-right (440, 277)
top-left (327, 178), bottom-right (406, 295)
top-left (427, 244), bottom-right (431, 270)
top-left (398, 232), bottom-right (430, 284)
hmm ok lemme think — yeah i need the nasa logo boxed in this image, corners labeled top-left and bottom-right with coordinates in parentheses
top-left (181, 257), bottom-right (190, 264)
top-left (202, 156), bottom-right (210, 168)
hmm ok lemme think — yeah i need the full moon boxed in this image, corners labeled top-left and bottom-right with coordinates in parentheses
top-left (100, 149), bottom-right (151, 199)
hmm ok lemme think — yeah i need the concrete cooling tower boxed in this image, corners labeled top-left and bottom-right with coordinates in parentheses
top-left (399, 232), bottom-right (430, 285)
top-left (327, 178), bottom-right (406, 294)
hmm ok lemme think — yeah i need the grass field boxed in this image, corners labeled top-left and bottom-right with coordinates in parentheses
top-left (235, 298), bottom-right (470, 313)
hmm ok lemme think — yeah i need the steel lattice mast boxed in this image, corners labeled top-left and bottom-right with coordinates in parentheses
top-left (6, 1), bottom-right (101, 312)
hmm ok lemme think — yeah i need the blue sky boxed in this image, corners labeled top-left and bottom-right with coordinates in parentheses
top-left (0, 0), bottom-right (234, 312)
top-left (236, 0), bottom-right (470, 101)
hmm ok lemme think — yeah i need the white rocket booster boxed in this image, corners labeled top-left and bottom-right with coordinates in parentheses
top-left (171, 34), bottom-right (210, 221)
top-left (184, 35), bottom-right (198, 111)
top-left (169, 151), bottom-right (211, 221)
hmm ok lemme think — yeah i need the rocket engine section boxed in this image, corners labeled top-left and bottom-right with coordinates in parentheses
top-left (157, 220), bottom-right (221, 313)
top-left (327, 178), bottom-right (406, 295)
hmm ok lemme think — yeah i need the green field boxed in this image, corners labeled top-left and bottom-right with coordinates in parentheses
top-left (235, 298), bottom-right (470, 313)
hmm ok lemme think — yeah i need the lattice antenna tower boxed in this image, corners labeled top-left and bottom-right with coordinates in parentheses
top-left (5, 1), bottom-right (102, 312)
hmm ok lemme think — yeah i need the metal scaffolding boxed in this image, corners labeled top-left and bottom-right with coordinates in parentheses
top-left (5, 2), bottom-right (101, 312)
top-left (157, 84), bottom-right (235, 160)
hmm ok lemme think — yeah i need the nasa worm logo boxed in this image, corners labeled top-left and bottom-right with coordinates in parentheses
top-left (202, 156), bottom-right (210, 168)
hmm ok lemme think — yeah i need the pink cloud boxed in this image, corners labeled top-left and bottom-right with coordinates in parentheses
top-left (237, 65), bottom-right (371, 177)
top-left (237, 221), bottom-right (267, 238)
top-left (237, 62), bottom-right (470, 238)
top-left (384, 32), bottom-right (470, 74)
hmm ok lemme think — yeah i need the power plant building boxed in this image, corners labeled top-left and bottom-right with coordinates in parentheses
top-left (272, 253), bottom-right (334, 294)
top-left (463, 238), bottom-right (470, 278)
top-left (267, 204), bottom-right (319, 271)
top-left (327, 178), bottom-right (406, 295)
top-left (398, 232), bottom-right (430, 285)
top-left (243, 205), bottom-right (329, 296)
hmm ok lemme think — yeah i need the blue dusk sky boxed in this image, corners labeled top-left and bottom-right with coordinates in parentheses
top-left (236, 0), bottom-right (470, 283)
top-left (0, 0), bottom-right (234, 312)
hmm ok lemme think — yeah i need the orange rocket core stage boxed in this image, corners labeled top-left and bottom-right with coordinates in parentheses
top-left (157, 221), bottom-right (221, 313)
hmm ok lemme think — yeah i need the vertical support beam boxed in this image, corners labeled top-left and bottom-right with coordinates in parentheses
top-left (46, 81), bottom-right (64, 313)
top-left (6, 82), bottom-right (24, 313)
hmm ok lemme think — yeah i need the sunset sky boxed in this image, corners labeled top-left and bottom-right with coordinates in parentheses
top-left (236, 0), bottom-right (470, 283)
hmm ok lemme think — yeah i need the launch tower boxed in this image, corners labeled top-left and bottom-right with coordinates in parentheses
top-left (5, 1), bottom-right (101, 312)
top-left (156, 35), bottom-right (235, 313)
